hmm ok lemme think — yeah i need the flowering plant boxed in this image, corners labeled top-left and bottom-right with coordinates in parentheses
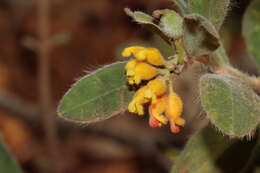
top-left (58, 0), bottom-right (260, 172)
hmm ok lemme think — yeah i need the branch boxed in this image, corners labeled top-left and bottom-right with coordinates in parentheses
top-left (38, 0), bottom-right (61, 172)
top-left (0, 91), bottom-right (40, 123)
top-left (215, 65), bottom-right (260, 95)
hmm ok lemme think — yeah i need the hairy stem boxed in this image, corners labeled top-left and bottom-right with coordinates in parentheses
top-left (215, 65), bottom-right (260, 95)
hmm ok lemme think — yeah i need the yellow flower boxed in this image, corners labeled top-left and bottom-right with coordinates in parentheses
top-left (126, 61), bottom-right (158, 85)
top-left (128, 86), bottom-right (150, 115)
top-left (135, 48), bottom-right (165, 66)
top-left (125, 59), bottom-right (138, 77)
top-left (124, 46), bottom-right (186, 133)
top-left (128, 79), bottom-right (167, 116)
top-left (149, 95), bottom-right (168, 127)
top-left (165, 88), bottom-right (185, 133)
top-left (122, 46), bottom-right (165, 66)
top-left (144, 79), bottom-right (167, 104)
top-left (122, 46), bottom-right (145, 58)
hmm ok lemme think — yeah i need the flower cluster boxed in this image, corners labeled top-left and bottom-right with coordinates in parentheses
top-left (122, 46), bottom-right (185, 133)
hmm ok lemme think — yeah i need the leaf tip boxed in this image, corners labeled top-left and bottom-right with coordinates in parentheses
top-left (124, 8), bottom-right (133, 17)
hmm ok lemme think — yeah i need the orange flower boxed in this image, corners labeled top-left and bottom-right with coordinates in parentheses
top-left (149, 95), bottom-right (168, 127)
top-left (127, 79), bottom-right (167, 116)
top-left (165, 88), bottom-right (185, 133)
top-left (124, 46), bottom-right (186, 133)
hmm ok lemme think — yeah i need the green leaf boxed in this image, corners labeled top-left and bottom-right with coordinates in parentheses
top-left (153, 9), bottom-right (184, 39)
top-left (0, 139), bottom-right (22, 173)
top-left (125, 8), bottom-right (186, 43)
top-left (243, 0), bottom-right (260, 67)
top-left (124, 8), bottom-right (154, 25)
top-left (199, 74), bottom-right (260, 137)
top-left (211, 44), bottom-right (230, 66)
top-left (58, 62), bottom-right (133, 122)
top-left (183, 14), bottom-right (220, 59)
top-left (124, 8), bottom-right (170, 44)
top-left (171, 126), bottom-right (258, 173)
top-left (188, 0), bottom-right (230, 30)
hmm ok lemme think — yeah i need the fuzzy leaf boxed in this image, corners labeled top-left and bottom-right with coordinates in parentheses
top-left (211, 44), bottom-right (230, 66)
top-left (171, 126), bottom-right (258, 173)
top-left (153, 9), bottom-right (184, 39)
top-left (243, 0), bottom-right (260, 67)
top-left (125, 8), bottom-right (186, 43)
top-left (124, 8), bottom-right (170, 44)
top-left (199, 74), bottom-right (260, 137)
top-left (124, 8), bottom-right (155, 26)
top-left (0, 140), bottom-right (22, 173)
top-left (58, 62), bottom-right (133, 123)
top-left (183, 14), bottom-right (220, 59)
top-left (188, 0), bottom-right (230, 30)
top-left (187, 0), bottom-right (231, 66)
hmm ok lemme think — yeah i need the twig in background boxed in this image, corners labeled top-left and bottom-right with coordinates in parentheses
top-left (0, 91), bottom-right (39, 123)
top-left (38, 0), bottom-right (61, 172)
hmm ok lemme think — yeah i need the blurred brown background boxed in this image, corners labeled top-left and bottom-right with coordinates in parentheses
top-left (0, 0), bottom-right (256, 173)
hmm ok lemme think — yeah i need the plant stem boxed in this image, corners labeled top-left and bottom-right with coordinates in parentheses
top-left (215, 65), bottom-right (260, 95)
top-left (38, 0), bottom-right (60, 172)
top-left (195, 43), bottom-right (260, 95)
top-left (175, 38), bottom-right (186, 64)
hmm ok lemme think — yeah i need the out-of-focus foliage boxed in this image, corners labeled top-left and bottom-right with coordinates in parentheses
top-left (243, 0), bottom-right (260, 67)
top-left (0, 139), bottom-right (23, 173)
top-left (171, 126), bottom-right (258, 173)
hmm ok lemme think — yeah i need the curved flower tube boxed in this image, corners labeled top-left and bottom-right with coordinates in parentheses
top-left (122, 46), bottom-right (165, 66)
top-left (165, 88), bottom-right (185, 133)
top-left (128, 86), bottom-right (150, 115)
top-left (149, 95), bottom-right (168, 127)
